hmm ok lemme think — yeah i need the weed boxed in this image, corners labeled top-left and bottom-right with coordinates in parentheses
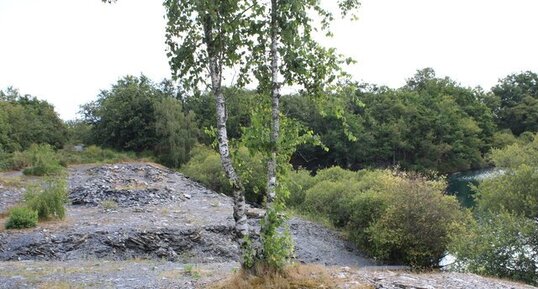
top-left (5, 206), bottom-right (38, 229)
top-left (24, 178), bottom-right (68, 220)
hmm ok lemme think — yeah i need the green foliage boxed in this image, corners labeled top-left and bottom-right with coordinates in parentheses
top-left (449, 212), bottom-right (538, 285)
top-left (5, 206), bottom-right (38, 229)
top-left (492, 71), bottom-right (538, 135)
top-left (286, 69), bottom-right (495, 174)
top-left (24, 178), bottom-right (68, 220)
top-left (449, 132), bottom-right (538, 285)
top-left (489, 133), bottom-right (538, 169)
top-left (366, 181), bottom-right (466, 267)
top-left (258, 205), bottom-right (294, 271)
top-left (181, 145), bottom-right (232, 195)
top-left (0, 87), bottom-right (67, 153)
top-left (57, 145), bottom-right (136, 166)
top-left (184, 88), bottom-right (259, 143)
top-left (286, 170), bottom-right (314, 207)
top-left (476, 165), bottom-right (538, 219)
top-left (491, 130), bottom-right (518, 149)
top-left (181, 145), bottom-right (266, 204)
top-left (154, 97), bottom-right (199, 167)
top-left (65, 119), bottom-right (93, 145)
top-left (21, 144), bottom-right (64, 176)
top-left (293, 167), bottom-right (468, 267)
top-left (476, 133), bottom-right (538, 219)
top-left (81, 75), bottom-right (198, 168)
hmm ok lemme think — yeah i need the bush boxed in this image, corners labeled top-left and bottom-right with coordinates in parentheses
top-left (24, 178), bottom-right (68, 220)
top-left (21, 144), bottom-right (63, 176)
top-left (303, 180), bottom-right (356, 227)
top-left (490, 133), bottom-right (538, 168)
top-left (295, 167), bottom-right (468, 267)
top-left (449, 212), bottom-right (538, 285)
top-left (181, 145), bottom-right (266, 204)
top-left (5, 206), bottom-right (38, 229)
top-left (366, 181), bottom-right (467, 267)
top-left (0, 150), bottom-right (32, 171)
top-left (286, 170), bottom-right (315, 207)
top-left (451, 133), bottom-right (538, 285)
top-left (57, 145), bottom-right (135, 166)
top-left (476, 164), bottom-right (538, 219)
top-left (181, 145), bottom-right (232, 194)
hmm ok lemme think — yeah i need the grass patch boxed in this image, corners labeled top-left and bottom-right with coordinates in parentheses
top-left (57, 145), bottom-right (140, 166)
top-left (210, 264), bottom-right (372, 289)
top-left (24, 178), bottom-right (68, 220)
top-left (0, 176), bottom-right (23, 187)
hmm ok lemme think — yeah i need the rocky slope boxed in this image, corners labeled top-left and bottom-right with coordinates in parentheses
top-left (0, 162), bottom-right (536, 289)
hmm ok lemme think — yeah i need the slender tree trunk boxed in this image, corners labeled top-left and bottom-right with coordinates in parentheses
top-left (215, 88), bottom-right (248, 239)
top-left (266, 0), bottom-right (280, 208)
top-left (204, 16), bottom-right (248, 240)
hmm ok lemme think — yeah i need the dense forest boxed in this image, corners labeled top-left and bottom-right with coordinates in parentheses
top-left (1, 68), bottom-right (537, 284)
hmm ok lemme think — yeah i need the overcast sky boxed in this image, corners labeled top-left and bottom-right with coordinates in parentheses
top-left (1, 0), bottom-right (538, 120)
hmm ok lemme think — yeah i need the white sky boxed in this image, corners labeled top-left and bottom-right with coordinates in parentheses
top-left (1, 0), bottom-right (538, 120)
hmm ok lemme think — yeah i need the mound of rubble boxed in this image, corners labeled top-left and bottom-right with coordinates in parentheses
top-left (69, 164), bottom-right (187, 207)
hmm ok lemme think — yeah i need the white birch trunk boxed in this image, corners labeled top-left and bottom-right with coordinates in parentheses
top-left (266, 0), bottom-right (280, 208)
top-left (204, 17), bottom-right (248, 240)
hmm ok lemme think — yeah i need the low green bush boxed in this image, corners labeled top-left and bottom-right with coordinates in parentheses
top-left (181, 145), bottom-right (231, 194)
top-left (449, 133), bottom-right (538, 285)
top-left (294, 167), bottom-right (469, 268)
top-left (286, 170), bottom-right (315, 207)
top-left (303, 180), bottom-right (356, 227)
top-left (450, 211), bottom-right (538, 285)
top-left (0, 150), bottom-right (31, 171)
top-left (21, 144), bottom-right (64, 176)
top-left (365, 181), bottom-right (467, 267)
top-left (24, 178), bottom-right (68, 220)
top-left (180, 145), bottom-right (266, 204)
top-left (5, 206), bottom-right (38, 229)
top-left (57, 145), bottom-right (136, 166)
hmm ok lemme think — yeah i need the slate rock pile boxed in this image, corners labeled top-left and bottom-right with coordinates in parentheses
top-left (69, 164), bottom-right (183, 207)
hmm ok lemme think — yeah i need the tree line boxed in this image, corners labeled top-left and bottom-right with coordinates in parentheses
top-left (2, 69), bottom-right (537, 176)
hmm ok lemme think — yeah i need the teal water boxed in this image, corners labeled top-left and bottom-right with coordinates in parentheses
top-left (446, 168), bottom-right (504, 208)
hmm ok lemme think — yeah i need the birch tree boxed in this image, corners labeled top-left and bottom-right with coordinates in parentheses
top-left (257, 0), bottom-right (360, 210)
top-left (243, 0), bottom-right (360, 269)
top-left (162, 0), bottom-right (257, 240)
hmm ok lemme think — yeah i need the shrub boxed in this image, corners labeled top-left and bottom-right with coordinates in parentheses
top-left (476, 164), bottom-right (538, 219)
top-left (21, 144), bottom-right (63, 176)
top-left (5, 206), bottom-right (38, 229)
top-left (296, 167), bottom-right (468, 267)
top-left (57, 145), bottom-right (136, 166)
top-left (24, 178), bottom-right (68, 220)
top-left (449, 211), bottom-right (538, 285)
top-left (286, 170), bottom-right (314, 207)
top-left (181, 145), bottom-right (266, 204)
top-left (302, 180), bottom-right (356, 227)
top-left (366, 181), bottom-right (467, 267)
top-left (181, 145), bottom-right (231, 194)
top-left (452, 133), bottom-right (538, 285)
top-left (347, 190), bottom-right (388, 248)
